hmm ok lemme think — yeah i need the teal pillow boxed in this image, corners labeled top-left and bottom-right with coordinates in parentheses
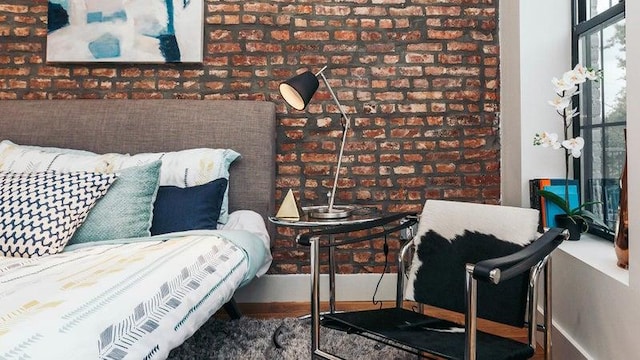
top-left (68, 161), bottom-right (162, 244)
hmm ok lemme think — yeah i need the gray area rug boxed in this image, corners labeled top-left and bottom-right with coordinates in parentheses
top-left (168, 316), bottom-right (418, 360)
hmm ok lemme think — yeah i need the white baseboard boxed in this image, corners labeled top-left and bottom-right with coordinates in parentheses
top-left (537, 307), bottom-right (592, 360)
top-left (235, 273), bottom-right (399, 303)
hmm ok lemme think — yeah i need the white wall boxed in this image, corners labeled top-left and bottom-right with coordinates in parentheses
top-left (501, 1), bottom-right (640, 358)
top-left (500, 0), bottom-right (569, 207)
top-left (498, 0), bottom-right (522, 207)
top-left (626, 0), bottom-right (640, 292)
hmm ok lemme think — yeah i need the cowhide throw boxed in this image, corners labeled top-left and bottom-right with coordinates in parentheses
top-left (404, 200), bottom-right (540, 326)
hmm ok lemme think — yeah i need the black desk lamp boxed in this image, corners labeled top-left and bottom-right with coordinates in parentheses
top-left (279, 66), bottom-right (354, 219)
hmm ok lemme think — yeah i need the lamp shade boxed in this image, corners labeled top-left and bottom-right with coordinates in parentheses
top-left (279, 71), bottom-right (319, 110)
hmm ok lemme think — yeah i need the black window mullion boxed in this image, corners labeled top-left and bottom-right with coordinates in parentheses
top-left (574, 2), bottom-right (625, 36)
top-left (598, 27), bottom-right (612, 224)
top-left (580, 68), bottom-right (593, 205)
top-left (572, 0), bottom-right (580, 65)
top-left (581, 120), bottom-right (626, 130)
top-left (576, 0), bottom-right (586, 24)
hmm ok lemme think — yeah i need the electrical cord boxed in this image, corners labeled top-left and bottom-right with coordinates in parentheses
top-left (372, 231), bottom-right (389, 309)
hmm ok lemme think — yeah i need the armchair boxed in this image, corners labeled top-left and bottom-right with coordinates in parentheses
top-left (297, 200), bottom-right (567, 360)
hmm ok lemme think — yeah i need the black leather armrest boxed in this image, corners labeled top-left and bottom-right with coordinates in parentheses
top-left (473, 227), bottom-right (568, 284)
top-left (296, 212), bottom-right (418, 247)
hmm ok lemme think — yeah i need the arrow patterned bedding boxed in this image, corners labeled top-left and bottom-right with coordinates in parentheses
top-left (0, 231), bottom-right (264, 359)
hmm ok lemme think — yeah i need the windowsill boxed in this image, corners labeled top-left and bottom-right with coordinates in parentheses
top-left (557, 233), bottom-right (629, 285)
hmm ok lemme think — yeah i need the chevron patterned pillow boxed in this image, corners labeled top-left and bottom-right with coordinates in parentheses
top-left (0, 171), bottom-right (117, 258)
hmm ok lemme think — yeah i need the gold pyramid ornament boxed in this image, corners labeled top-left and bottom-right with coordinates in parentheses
top-left (276, 189), bottom-right (301, 221)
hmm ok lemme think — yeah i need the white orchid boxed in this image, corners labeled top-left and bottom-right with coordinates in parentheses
top-left (564, 107), bottom-right (579, 119)
top-left (552, 77), bottom-right (577, 93)
top-left (534, 132), bottom-right (562, 149)
top-left (563, 108), bottom-right (579, 126)
top-left (536, 64), bottom-right (599, 159)
top-left (585, 69), bottom-right (599, 81)
top-left (548, 96), bottom-right (572, 112)
top-left (573, 63), bottom-right (599, 82)
top-left (562, 137), bottom-right (585, 158)
top-left (534, 65), bottom-right (601, 221)
top-left (563, 65), bottom-right (587, 85)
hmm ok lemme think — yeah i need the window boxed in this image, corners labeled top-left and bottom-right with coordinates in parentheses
top-left (573, 0), bottom-right (625, 238)
top-left (584, 0), bottom-right (624, 19)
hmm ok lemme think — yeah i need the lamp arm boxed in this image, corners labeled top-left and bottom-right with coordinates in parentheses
top-left (317, 68), bottom-right (352, 126)
top-left (328, 111), bottom-right (349, 212)
top-left (317, 68), bottom-right (351, 212)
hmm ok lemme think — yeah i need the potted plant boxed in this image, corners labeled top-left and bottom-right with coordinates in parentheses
top-left (535, 189), bottom-right (601, 239)
top-left (533, 64), bottom-right (602, 240)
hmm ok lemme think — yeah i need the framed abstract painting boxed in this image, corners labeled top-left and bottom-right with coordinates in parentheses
top-left (47, 0), bottom-right (203, 63)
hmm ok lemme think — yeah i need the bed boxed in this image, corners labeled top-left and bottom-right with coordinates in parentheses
top-left (0, 100), bottom-right (276, 359)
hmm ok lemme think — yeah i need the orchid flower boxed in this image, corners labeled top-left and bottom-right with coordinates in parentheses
top-left (548, 96), bottom-right (571, 112)
top-left (567, 64), bottom-right (588, 84)
top-left (562, 86), bottom-right (579, 97)
top-left (534, 132), bottom-right (561, 149)
top-left (585, 69), bottom-right (599, 81)
top-left (552, 77), bottom-right (577, 93)
top-left (562, 137), bottom-right (585, 158)
top-left (576, 63), bottom-right (600, 81)
top-left (564, 108), bottom-right (579, 124)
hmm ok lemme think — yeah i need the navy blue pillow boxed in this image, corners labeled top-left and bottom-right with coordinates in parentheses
top-left (151, 178), bottom-right (228, 235)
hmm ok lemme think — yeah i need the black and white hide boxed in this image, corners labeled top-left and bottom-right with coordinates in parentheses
top-left (404, 200), bottom-right (540, 327)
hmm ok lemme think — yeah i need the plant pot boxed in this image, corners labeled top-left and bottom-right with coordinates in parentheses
top-left (554, 214), bottom-right (586, 241)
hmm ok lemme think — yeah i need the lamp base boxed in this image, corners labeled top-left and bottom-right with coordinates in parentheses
top-left (306, 205), bottom-right (355, 219)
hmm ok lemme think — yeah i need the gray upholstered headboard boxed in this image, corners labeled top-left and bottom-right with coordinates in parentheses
top-left (0, 100), bottom-right (276, 224)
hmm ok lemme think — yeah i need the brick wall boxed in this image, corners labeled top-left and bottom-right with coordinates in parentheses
top-left (0, 0), bottom-right (500, 274)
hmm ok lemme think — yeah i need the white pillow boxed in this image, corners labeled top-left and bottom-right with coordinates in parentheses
top-left (0, 171), bottom-right (117, 257)
top-left (0, 140), bottom-right (240, 224)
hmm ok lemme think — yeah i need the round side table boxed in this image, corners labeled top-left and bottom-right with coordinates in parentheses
top-left (269, 206), bottom-right (381, 313)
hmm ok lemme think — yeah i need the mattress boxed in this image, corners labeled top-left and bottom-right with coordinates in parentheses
top-left (0, 229), bottom-right (267, 359)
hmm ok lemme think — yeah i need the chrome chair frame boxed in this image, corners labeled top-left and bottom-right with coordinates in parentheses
top-left (298, 214), bottom-right (567, 360)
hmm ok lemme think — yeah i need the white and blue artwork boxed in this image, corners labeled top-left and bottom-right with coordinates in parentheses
top-left (47, 0), bottom-right (203, 63)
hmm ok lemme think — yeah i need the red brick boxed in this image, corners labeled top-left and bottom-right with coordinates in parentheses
top-left (316, 5), bottom-right (351, 16)
top-left (471, 31), bottom-right (493, 41)
top-left (426, 6), bottom-right (461, 16)
top-left (397, 177), bottom-right (426, 187)
top-left (405, 53), bottom-right (434, 64)
top-left (244, 3), bottom-right (277, 13)
top-left (427, 29), bottom-right (464, 40)
top-left (8, 79), bottom-right (26, 88)
top-left (361, 31), bottom-right (383, 41)
top-left (388, 31), bottom-right (422, 41)
top-left (445, 18), bottom-right (477, 28)
top-left (294, 31), bottom-right (330, 41)
top-left (389, 6), bottom-right (424, 16)
top-left (353, 7), bottom-right (387, 16)
top-left (224, 15), bottom-right (240, 24)
top-left (334, 30), bottom-right (357, 41)
top-left (53, 79), bottom-right (78, 89)
top-left (0, 4), bottom-right (28, 13)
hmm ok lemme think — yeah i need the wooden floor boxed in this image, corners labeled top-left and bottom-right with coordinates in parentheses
top-left (220, 301), bottom-right (546, 359)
